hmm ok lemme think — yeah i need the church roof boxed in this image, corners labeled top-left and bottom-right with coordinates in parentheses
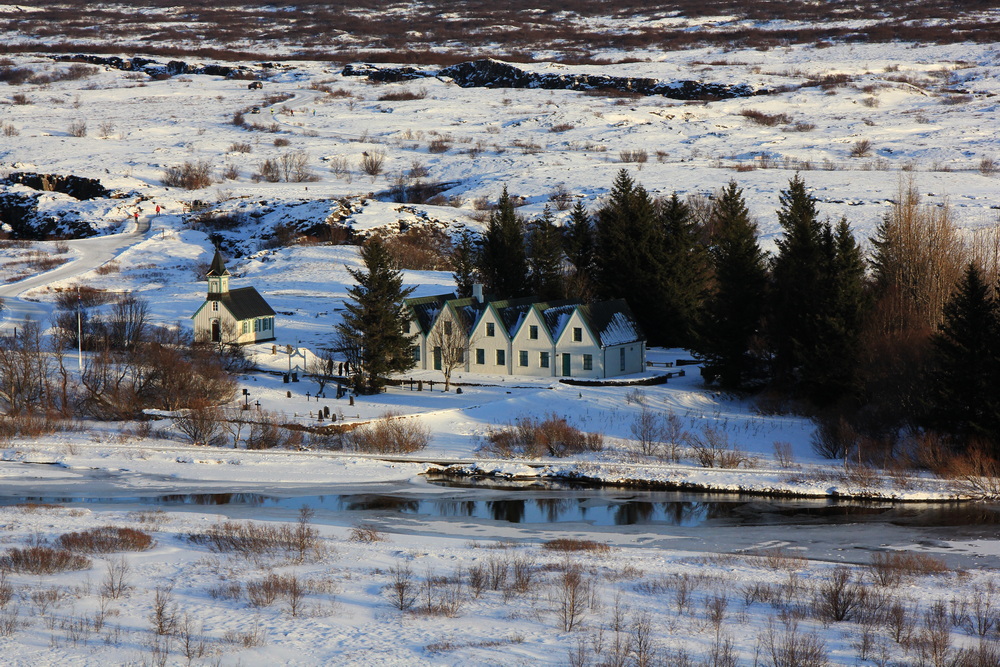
top-left (206, 249), bottom-right (230, 277)
top-left (211, 286), bottom-right (275, 321)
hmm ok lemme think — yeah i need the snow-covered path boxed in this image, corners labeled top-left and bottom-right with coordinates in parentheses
top-left (0, 215), bottom-right (151, 331)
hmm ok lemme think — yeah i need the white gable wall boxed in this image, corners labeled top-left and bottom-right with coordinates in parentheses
top-left (469, 306), bottom-right (511, 374)
top-left (554, 310), bottom-right (603, 379)
top-left (510, 308), bottom-right (556, 377)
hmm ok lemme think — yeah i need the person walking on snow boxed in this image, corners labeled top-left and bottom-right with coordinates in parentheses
top-left (133, 210), bottom-right (139, 224)
top-left (155, 204), bottom-right (161, 216)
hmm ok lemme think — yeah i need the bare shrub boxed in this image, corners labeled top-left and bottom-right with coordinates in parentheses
top-left (619, 149), bottom-right (648, 164)
top-left (360, 149), bottom-right (386, 179)
top-left (773, 441), bottom-right (795, 467)
top-left (274, 137), bottom-right (290, 147)
top-left (689, 426), bottom-right (753, 468)
top-left (740, 109), bottom-right (792, 126)
top-left (979, 156), bottom-right (998, 176)
top-left (761, 619), bottom-right (828, 667)
top-left (150, 586), bottom-right (178, 636)
top-left (814, 566), bottom-right (862, 622)
top-left (98, 120), bottom-right (115, 138)
top-left (555, 563), bottom-right (590, 631)
top-left (867, 551), bottom-right (949, 586)
top-left (345, 411), bottom-right (430, 454)
top-left (850, 139), bottom-right (873, 157)
top-left (222, 620), bottom-right (266, 648)
top-left (208, 580), bottom-right (242, 600)
top-left (188, 515), bottom-right (322, 563)
top-left (162, 160), bottom-right (213, 189)
top-left (378, 88), bottom-right (426, 101)
top-left (57, 526), bottom-right (153, 553)
top-left (387, 562), bottom-right (417, 611)
top-left (68, 119), bottom-right (87, 137)
top-left (1, 122), bottom-right (19, 137)
top-left (229, 141), bottom-right (252, 153)
top-left (0, 546), bottom-right (91, 574)
top-left (11, 93), bottom-right (31, 105)
top-left (247, 572), bottom-right (305, 610)
top-left (481, 414), bottom-right (603, 458)
top-left (543, 539), bottom-right (610, 554)
top-left (349, 524), bottom-right (386, 542)
top-left (550, 123), bottom-right (575, 133)
top-left (861, 96), bottom-right (880, 108)
top-left (811, 414), bottom-right (856, 459)
top-left (174, 404), bottom-right (226, 447)
top-left (941, 445), bottom-right (1000, 498)
top-left (379, 226), bottom-right (453, 271)
top-left (915, 601), bottom-right (952, 666)
top-left (101, 555), bottom-right (131, 600)
top-left (427, 137), bottom-right (450, 153)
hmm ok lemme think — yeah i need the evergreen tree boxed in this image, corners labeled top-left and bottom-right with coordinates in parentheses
top-left (595, 169), bottom-right (663, 342)
top-left (924, 264), bottom-right (1000, 448)
top-left (476, 186), bottom-right (528, 299)
top-left (451, 230), bottom-right (477, 298)
top-left (657, 192), bottom-right (710, 347)
top-left (769, 174), bottom-right (827, 386)
top-left (695, 180), bottom-right (769, 388)
top-left (527, 205), bottom-right (564, 300)
top-left (563, 200), bottom-right (596, 300)
top-left (335, 238), bottom-right (416, 394)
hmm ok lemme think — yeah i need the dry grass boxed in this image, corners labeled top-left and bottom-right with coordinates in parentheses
top-left (740, 109), bottom-right (791, 126)
top-left (542, 539), bottom-right (611, 554)
top-left (349, 524), bottom-right (387, 543)
top-left (867, 551), bottom-right (949, 586)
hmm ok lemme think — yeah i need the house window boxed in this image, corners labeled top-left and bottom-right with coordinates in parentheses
top-left (540, 351), bottom-right (549, 368)
top-left (529, 325), bottom-right (538, 340)
top-left (456, 348), bottom-right (464, 363)
top-left (573, 327), bottom-right (582, 342)
top-left (519, 350), bottom-right (528, 367)
top-left (620, 348), bottom-right (626, 372)
top-left (412, 346), bottom-right (420, 362)
top-left (242, 321), bottom-right (248, 334)
top-left (486, 322), bottom-right (495, 337)
top-left (496, 349), bottom-right (505, 366)
top-left (583, 354), bottom-right (593, 371)
top-left (254, 318), bottom-right (260, 332)
top-left (476, 348), bottom-right (485, 365)
top-left (211, 301), bottom-right (219, 312)
top-left (404, 320), bottom-right (411, 333)
top-left (444, 320), bottom-right (452, 336)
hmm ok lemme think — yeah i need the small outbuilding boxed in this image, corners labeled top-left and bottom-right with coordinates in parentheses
top-left (192, 250), bottom-right (276, 345)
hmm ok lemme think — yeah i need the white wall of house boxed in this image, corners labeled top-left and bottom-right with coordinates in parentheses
top-left (553, 310), bottom-right (603, 379)
top-left (193, 305), bottom-right (273, 345)
top-left (509, 308), bottom-right (556, 377)
top-left (469, 306), bottom-right (510, 374)
top-left (404, 316), bottom-right (428, 370)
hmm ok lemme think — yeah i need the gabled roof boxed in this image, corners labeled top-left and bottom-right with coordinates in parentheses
top-left (212, 286), bottom-right (275, 321)
top-left (406, 293), bottom-right (455, 334)
top-left (489, 296), bottom-right (541, 337)
top-left (576, 299), bottom-right (644, 347)
top-left (444, 297), bottom-right (488, 335)
top-left (206, 249), bottom-right (230, 277)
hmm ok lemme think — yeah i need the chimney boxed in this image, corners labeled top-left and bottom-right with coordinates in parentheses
top-left (472, 283), bottom-right (484, 303)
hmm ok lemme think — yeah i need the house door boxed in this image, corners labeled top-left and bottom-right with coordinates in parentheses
top-left (211, 319), bottom-right (221, 343)
top-left (433, 346), bottom-right (442, 371)
top-left (561, 353), bottom-right (571, 377)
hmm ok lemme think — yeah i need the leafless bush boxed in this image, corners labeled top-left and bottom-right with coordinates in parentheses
top-left (68, 119), bottom-right (87, 137)
top-left (222, 620), bottom-right (266, 648)
top-left (247, 572), bottom-right (306, 613)
top-left (98, 120), bottom-right (115, 138)
top-left (850, 138), bottom-right (873, 157)
top-left (550, 123), bottom-right (575, 133)
top-left (740, 109), bottom-right (792, 126)
top-left (150, 586), bottom-right (178, 636)
top-left (379, 225), bottom-right (454, 271)
top-left (773, 441), bottom-right (795, 467)
top-left (811, 414), bottom-right (856, 459)
top-left (867, 551), bottom-right (949, 586)
top-left (229, 141), bottom-right (252, 153)
top-left (556, 563), bottom-right (591, 631)
top-left (274, 136), bottom-right (290, 147)
top-left (481, 414), bottom-right (603, 458)
top-left (427, 137), bottom-right (450, 154)
top-left (360, 148), bottom-right (386, 179)
top-left (761, 619), bottom-right (829, 667)
top-left (101, 555), bottom-right (131, 600)
top-left (979, 156), bottom-right (998, 176)
top-left (814, 566), bottom-right (862, 622)
top-left (57, 526), bottom-right (153, 553)
top-left (387, 562), bottom-right (417, 610)
top-left (861, 96), bottom-right (880, 108)
top-left (174, 404), bottom-right (226, 447)
top-left (345, 411), bottom-right (430, 454)
top-left (1, 121), bottom-right (19, 137)
top-left (188, 513), bottom-right (322, 563)
top-left (619, 149), bottom-right (648, 164)
top-left (689, 426), bottom-right (753, 468)
top-left (349, 524), bottom-right (386, 542)
top-left (631, 405), bottom-right (686, 460)
top-left (378, 88), bottom-right (427, 101)
top-left (10, 93), bottom-right (31, 105)
top-left (940, 445), bottom-right (1000, 498)
top-left (543, 539), bottom-right (610, 554)
top-left (915, 601), bottom-right (952, 666)
top-left (0, 546), bottom-right (91, 574)
top-left (162, 160), bottom-right (213, 189)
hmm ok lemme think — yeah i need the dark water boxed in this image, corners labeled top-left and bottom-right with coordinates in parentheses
top-left (0, 487), bottom-right (994, 528)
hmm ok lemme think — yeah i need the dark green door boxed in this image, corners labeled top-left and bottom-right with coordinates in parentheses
top-left (433, 346), bottom-right (442, 371)
top-left (561, 353), bottom-right (571, 376)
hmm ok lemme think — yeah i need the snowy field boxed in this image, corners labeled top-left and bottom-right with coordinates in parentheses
top-left (1, 25), bottom-right (1000, 666)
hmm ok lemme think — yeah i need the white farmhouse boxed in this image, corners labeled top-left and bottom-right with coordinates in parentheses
top-left (404, 286), bottom-right (645, 379)
top-left (192, 250), bottom-right (276, 345)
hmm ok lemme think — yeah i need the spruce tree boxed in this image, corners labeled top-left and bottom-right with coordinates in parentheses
top-left (924, 264), bottom-right (1000, 448)
top-left (595, 169), bottom-right (663, 342)
top-left (696, 180), bottom-right (769, 388)
top-left (769, 174), bottom-right (827, 387)
top-left (451, 230), bottom-right (477, 298)
top-left (527, 205), bottom-right (564, 300)
top-left (335, 238), bottom-right (416, 394)
top-left (564, 200), bottom-right (596, 300)
top-left (657, 193), bottom-right (710, 347)
top-left (476, 186), bottom-right (528, 299)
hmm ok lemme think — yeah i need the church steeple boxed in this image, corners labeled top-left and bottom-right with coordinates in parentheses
top-left (206, 249), bottom-right (230, 295)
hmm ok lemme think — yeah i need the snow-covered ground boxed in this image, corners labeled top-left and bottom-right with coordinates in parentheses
top-left (1, 34), bottom-right (999, 666)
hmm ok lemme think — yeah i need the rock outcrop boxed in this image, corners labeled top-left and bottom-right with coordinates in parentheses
top-left (342, 58), bottom-right (762, 100)
top-left (5, 172), bottom-right (109, 200)
top-left (52, 54), bottom-right (262, 80)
